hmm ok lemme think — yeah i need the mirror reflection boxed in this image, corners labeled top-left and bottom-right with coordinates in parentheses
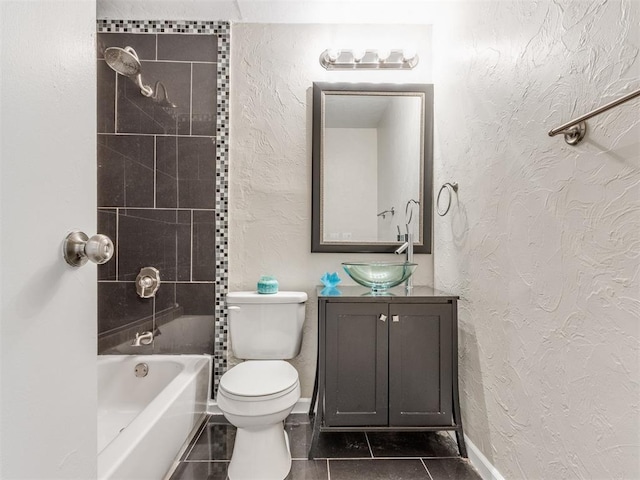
top-left (312, 83), bottom-right (433, 253)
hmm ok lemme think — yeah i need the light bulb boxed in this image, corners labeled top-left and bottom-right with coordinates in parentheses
top-left (326, 49), bottom-right (340, 62)
top-left (402, 49), bottom-right (417, 62)
top-left (377, 49), bottom-right (391, 62)
top-left (352, 49), bottom-right (366, 62)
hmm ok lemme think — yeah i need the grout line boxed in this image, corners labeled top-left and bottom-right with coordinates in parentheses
top-left (114, 72), bottom-right (118, 132)
top-left (97, 132), bottom-right (217, 139)
top-left (155, 33), bottom-right (158, 61)
top-left (115, 207), bottom-right (120, 280)
top-left (98, 206), bottom-right (216, 211)
top-left (189, 62), bottom-right (193, 136)
top-left (421, 458), bottom-right (435, 480)
top-left (190, 209), bottom-right (194, 282)
top-left (175, 136), bottom-right (180, 208)
top-left (365, 432), bottom-right (374, 458)
top-left (153, 136), bottom-right (157, 208)
top-left (326, 458), bottom-right (331, 480)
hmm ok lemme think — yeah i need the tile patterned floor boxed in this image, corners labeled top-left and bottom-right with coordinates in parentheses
top-left (168, 415), bottom-right (482, 480)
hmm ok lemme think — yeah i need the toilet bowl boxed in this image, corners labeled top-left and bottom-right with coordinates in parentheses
top-left (217, 360), bottom-right (301, 480)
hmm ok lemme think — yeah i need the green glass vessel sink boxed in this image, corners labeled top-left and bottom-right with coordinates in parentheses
top-left (342, 262), bottom-right (418, 292)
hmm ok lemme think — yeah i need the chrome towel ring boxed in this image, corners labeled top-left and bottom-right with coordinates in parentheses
top-left (436, 182), bottom-right (458, 216)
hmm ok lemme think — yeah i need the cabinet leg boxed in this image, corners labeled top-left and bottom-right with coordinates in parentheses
top-left (308, 407), bottom-right (322, 459)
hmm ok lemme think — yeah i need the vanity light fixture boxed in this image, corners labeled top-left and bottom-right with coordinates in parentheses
top-left (319, 49), bottom-right (419, 70)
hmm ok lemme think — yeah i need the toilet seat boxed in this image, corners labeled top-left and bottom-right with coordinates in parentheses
top-left (219, 360), bottom-right (299, 401)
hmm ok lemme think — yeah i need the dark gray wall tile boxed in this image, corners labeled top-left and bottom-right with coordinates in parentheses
top-left (98, 135), bottom-right (155, 207)
top-left (156, 136), bottom-right (178, 208)
top-left (176, 283), bottom-right (215, 315)
top-left (117, 209), bottom-right (182, 281)
top-left (193, 210), bottom-right (216, 281)
top-left (116, 62), bottom-right (191, 135)
top-left (178, 137), bottom-right (216, 209)
top-left (157, 34), bottom-right (217, 62)
top-left (98, 282), bottom-right (153, 334)
top-left (97, 60), bottom-right (116, 133)
top-left (192, 63), bottom-right (217, 136)
top-left (177, 210), bottom-right (192, 281)
top-left (155, 282), bottom-right (177, 314)
top-left (97, 32), bottom-right (157, 60)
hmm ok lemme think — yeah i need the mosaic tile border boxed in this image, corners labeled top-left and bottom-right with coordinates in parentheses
top-left (97, 19), bottom-right (230, 36)
top-left (97, 20), bottom-right (230, 396)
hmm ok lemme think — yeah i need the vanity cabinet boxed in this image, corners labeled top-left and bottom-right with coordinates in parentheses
top-left (309, 286), bottom-right (466, 458)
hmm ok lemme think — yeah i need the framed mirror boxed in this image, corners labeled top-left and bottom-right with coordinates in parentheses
top-left (312, 82), bottom-right (433, 253)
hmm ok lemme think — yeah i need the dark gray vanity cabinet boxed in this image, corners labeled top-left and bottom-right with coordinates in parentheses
top-left (309, 286), bottom-right (466, 458)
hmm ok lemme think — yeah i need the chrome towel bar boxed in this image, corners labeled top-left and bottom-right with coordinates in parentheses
top-left (548, 87), bottom-right (640, 145)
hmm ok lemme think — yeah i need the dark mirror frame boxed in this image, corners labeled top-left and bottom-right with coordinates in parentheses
top-left (311, 82), bottom-right (434, 253)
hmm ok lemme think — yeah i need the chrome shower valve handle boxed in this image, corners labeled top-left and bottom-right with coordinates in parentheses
top-left (136, 267), bottom-right (161, 298)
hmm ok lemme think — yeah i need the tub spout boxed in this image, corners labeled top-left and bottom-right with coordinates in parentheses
top-left (132, 331), bottom-right (154, 346)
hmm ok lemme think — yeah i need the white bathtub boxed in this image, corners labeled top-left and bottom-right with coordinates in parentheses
top-left (98, 355), bottom-right (210, 480)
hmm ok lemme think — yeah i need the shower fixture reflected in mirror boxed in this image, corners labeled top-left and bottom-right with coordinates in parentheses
top-left (104, 46), bottom-right (177, 108)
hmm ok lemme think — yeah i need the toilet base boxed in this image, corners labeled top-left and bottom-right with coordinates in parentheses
top-left (228, 422), bottom-right (291, 480)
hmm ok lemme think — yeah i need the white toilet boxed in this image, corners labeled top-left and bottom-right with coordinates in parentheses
top-left (217, 291), bottom-right (308, 480)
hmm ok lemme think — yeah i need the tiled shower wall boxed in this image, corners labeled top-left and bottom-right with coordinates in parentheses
top-left (96, 20), bottom-right (229, 394)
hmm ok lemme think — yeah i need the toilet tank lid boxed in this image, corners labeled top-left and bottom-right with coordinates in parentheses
top-left (227, 291), bottom-right (308, 304)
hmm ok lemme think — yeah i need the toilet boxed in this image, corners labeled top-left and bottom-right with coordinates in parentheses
top-left (217, 291), bottom-right (308, 480)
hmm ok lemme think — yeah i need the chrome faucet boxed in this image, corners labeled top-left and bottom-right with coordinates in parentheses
top-left (132, 331), bottom-right (154, 346)
top-left (395, 232), bottom-right (414, 290)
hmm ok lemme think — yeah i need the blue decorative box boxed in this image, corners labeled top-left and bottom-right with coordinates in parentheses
top-left (257, 275), bottom-right (278, 294)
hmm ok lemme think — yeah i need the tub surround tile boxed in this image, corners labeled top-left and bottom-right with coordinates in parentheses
top-left (98, 134), bottom-right (155, 207)
top-left (192, 210), bottom-right (216, 281)
top-left (97, 32), bottom-right (157, 60)
top-left (176, 283), bottom-right (215, 315)
top-left (116, 62), bottom-right (191, 135)
top-left (117, 209), bottom-right (186, 282)
top-left (96, 23), bottom-right (229, 382)
top-left (155, 136), bottom-right (179, 208)
top-left (157, 34), bottom-right (218, 62)
top-left (177, 137), bottom-right (216, 209)
top-left (98, 282), bottom-right (153, 334)
top-left (191, 63), bottom-right (218, 136)
top-left (97, 209), bottom-right (117, 281)
top-left (97, 61), bottom-right (116, 133)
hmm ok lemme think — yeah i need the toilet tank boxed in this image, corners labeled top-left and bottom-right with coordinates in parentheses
top-left (227, 291), bottom-right (308, 360)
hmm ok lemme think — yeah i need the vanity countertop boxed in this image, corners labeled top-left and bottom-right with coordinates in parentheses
top-left (317, 285), bottom-right (458, 300)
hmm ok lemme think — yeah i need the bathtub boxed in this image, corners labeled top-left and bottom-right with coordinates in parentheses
top-left (98, 355), bottom-right (210, 480)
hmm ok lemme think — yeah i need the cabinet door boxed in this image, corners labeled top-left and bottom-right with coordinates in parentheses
top-left (325, 303), bottom-right (388, 426)
top-left (388, 303), bottom-right (453, 426)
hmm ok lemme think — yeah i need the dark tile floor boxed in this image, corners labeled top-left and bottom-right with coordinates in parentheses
top-left (168, 415), bottom-right (482, 480)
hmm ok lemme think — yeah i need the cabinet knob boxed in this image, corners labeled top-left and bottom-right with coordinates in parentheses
top-left (379, 314), bottom-right (387, 322)
top-left (392, 315), bottom-right (400, 323)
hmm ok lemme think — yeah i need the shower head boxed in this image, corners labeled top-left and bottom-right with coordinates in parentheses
top-left (104, 46), bottom-right (153, 97)
top-left (104, 46), bottom-right (141, 77)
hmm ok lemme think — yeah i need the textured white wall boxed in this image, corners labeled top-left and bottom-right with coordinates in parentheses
top-left (0, 1), bottom-right (97, 478)
top-left (230, 23), bottom-right (433, 397)
top-left (433, 1), bottom-right (640, 478)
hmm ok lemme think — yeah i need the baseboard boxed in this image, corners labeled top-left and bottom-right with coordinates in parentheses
top-left (446, 431), bottom-right (505, 480)
top-left (207, 397), bottom-right (311, 415)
